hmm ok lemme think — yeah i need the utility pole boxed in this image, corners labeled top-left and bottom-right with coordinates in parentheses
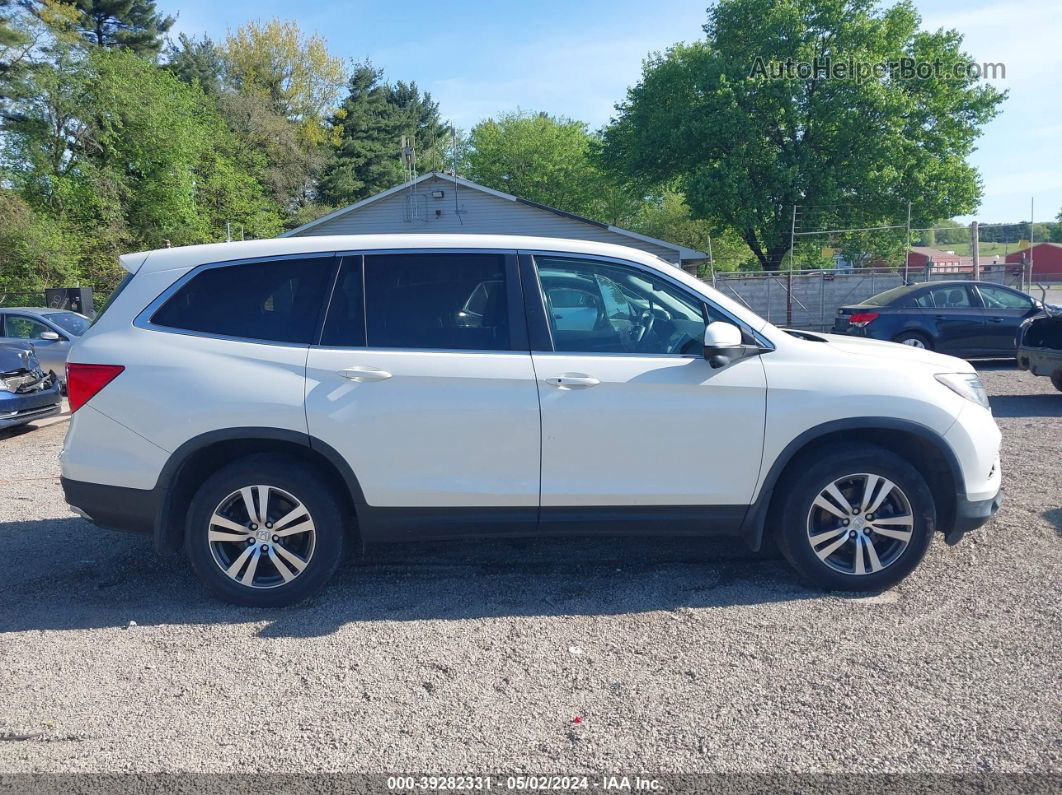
top-left (1030, 197), bottom-right (1035, 289)
top-left (787, 205), bottom-right (796, 326)
top-left (971, 220), bottom-right (980, 281)
top-left (706, 235), bottom-right (716, 285)
top-left (904, 201), bottom-right (912, 284)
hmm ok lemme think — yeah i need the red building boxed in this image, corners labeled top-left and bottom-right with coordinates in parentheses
top-left (906, 247), bottom-right (973, 273)
top-left (1005, 243), bottom-right (1062, 280)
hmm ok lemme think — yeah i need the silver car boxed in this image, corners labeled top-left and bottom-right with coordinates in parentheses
top-left (0, 307), bottom-right (91, 388)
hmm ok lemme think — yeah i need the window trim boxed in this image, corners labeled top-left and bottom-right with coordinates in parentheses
top-left (521, 249), bottom-right (772, 357)
top-left (316, 248), bottom-right (529, 354)
top-left (134, 253), bottom-right (340, 347)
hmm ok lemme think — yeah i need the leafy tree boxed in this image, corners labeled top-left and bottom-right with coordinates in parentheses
top-left (318, 62), bottom-right (446, 206)
top-left (465, 110), bottom-right (637, 223)
top-left (601, 0), bottom-right (1006, 270)
top-left (222, 19), bottom-right (344, 146)
top-left (164, 32), bottom-right (223, 95)
top-left (630, 189), bottom-right (753, 271)
top-left (62, 0), bottom-right (174, 55)
top-left (1052, 209), bottom-right (1062, 243)
top-left (0, 190), bottom-right (81, 293)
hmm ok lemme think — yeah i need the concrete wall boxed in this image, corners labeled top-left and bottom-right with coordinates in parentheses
top-left (709, 266), bottom-right (1017, 330)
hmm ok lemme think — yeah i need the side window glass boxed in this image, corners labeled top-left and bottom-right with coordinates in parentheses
top-left (363, 252), bottom-right (510, 350)
top-left (979, 286), bottom-right (1032, 310)
top-left (535, 257), bottom-right (707, 355)
top-left (924, 286), bottom-right (972, 309)
top-left (151, 257), bottom-right (333, 344)
top-left (4, 316), bottom-right (49, 340)
top-left (320, 257), bottom-right (366, 347)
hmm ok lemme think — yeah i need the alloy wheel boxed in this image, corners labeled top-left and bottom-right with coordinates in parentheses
top-left (806, 473), bottom-right (914, 575)
top-left (901, 338), bottom-right (926, 348)
top-left (207, 485), bottom-right (316, 589)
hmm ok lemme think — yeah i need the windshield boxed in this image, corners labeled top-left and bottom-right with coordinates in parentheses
top-left (45, 311), bottom-right (91, 336)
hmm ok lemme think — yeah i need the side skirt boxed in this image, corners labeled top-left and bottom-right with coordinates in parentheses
top-left (355, 504), bottom-right (749, 543)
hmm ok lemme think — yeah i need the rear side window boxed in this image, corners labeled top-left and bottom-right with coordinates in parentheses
top-left (152, 257), bottom-right (333, 344)
top-left (359, 253), bottom-right (510, 350)
top-left (913, 285), bottom-right (972, 309)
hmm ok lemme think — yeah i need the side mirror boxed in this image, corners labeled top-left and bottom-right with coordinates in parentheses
top-left (703, 322), bottom-right (744, 368)
top-left (40, 331), bottom-right (61, 341)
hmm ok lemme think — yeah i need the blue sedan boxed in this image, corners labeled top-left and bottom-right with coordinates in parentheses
top-left (833, 281), bottom-right (1051, 357)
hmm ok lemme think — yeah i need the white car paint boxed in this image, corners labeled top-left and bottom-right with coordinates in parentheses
top-left (64, 234), bottom-right (1000, 523)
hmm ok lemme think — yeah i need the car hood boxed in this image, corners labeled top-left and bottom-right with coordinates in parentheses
top-left (812, 332), bottom-right (975, 372)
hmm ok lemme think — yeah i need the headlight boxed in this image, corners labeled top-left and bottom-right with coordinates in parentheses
top-left (0, 377), bottom-right (14, 393)
top-left (935, 372), bottom-right (990, 411)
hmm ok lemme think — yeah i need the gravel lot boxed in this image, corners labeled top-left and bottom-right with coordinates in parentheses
top-left (0, 365), bottom-right (1059, 776)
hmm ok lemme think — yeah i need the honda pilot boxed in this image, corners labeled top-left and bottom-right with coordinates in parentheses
top-left (61, 235), bottom-right (1002, 606)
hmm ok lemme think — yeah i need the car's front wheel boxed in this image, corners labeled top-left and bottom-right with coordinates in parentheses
top-left (775, 444), bottom-right (935, 591)
top-left (185, 454), bottom-right (346, 607)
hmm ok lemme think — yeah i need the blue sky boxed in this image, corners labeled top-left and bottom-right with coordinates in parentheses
top-left (171, 0), bottom-right (1061, 224)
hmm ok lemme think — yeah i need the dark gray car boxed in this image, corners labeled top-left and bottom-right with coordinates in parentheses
top-left (0, 307), bottom-right (91, 387)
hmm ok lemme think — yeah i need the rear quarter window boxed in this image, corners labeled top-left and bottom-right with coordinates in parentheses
top-left (150, 257), bottom-right (334, 344)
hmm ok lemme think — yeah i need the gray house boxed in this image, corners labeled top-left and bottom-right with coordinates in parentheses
top-left (282, 172), bottom-right (707, 272)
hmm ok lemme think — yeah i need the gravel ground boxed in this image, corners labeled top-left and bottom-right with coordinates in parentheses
top-left (0, 365), bottom-right (1059, 776)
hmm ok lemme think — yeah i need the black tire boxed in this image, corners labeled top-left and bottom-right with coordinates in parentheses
top-left (774, 443), bottom-right (935, 591)
top-left (893, 331), bottom-right (933, 351)
top-left (1051, 370), bottom-right (1062, 393)
top-left (185, 453), bottom-right (346, 607)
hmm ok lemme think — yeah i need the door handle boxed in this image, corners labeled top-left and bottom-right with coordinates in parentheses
top-left (545, 373), bottom-right (600, 389)
top-left (988, 317), bottom-right (1004, 323)
top-left (339, 366), bottom-right (392, 382)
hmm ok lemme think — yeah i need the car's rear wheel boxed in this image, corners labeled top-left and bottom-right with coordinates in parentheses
top-left (1051, 370), bottom-right (1062, 392)
top-left (186, 454), bottom-right (346, 607)
top-left (775, 444), bottom-right (935, 591)
top-left (893, 331), bottom-right (933, 350)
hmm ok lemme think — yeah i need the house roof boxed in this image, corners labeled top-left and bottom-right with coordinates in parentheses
top-left (909, 246), bottom-right (961, 259)
top-left (281, 172), bottom-right (708, 261)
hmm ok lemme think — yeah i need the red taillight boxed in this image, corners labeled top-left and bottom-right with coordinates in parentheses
top-left (66, 364), bottom-right (124, 413)
top-left (848, 312), bottom-right (880, 328)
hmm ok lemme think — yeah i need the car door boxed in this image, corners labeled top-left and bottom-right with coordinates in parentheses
top-left (1, 314), bottom-right (67, 377)
top-left (524, 253), bottom-right (767, 516)
top-left (304, 250), bottom-right (541, 524)
top-left (913, 285), bottom-right (985, 355)
top-left (974, 284), bottom-right (1039, 354)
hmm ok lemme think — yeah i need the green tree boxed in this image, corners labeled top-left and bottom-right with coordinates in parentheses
top-left (164, 33), bottom-right (223, 95)
top-left (222, 19), bottom-right (345, 147)
top-left (601, 0), bottom-right (1006, 270)
top-left (318, 62), bottom-right (446, 206)
top-left (629, 188), bottom-right (753, 271)
top-left (62, 0), bottom-right (174, 55)
top-left (465, 110), bottom-right (638, 223)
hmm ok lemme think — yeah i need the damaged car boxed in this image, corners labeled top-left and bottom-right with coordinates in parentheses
top-left (0, 341), bottom-right (62, 431)
top-left (1017, 308), bottom-right (1062, 391)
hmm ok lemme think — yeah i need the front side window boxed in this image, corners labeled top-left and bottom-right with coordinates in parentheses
top-left (978, 285), bottom-right (1033, 310)
top-left (535, 256), bottom-right (710, 355)
top-left (151, 257), bottom-right (333, 344)
top-left (3, 315), bottom-right (50, 340)
top-left (360, 253), bottom-right (510, 350)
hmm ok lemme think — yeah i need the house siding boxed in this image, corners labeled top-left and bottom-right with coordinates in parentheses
top-left (291, 176), bottom-right (682, 263)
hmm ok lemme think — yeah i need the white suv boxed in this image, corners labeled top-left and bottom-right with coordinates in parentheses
top-left (61, 235), bottom-right (1002, 606)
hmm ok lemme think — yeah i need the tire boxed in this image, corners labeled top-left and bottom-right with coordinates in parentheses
top-left (1051, 371), bottom-right (1062, 393)
top-left (185, 453), bottom-right (346, 607)
top-left (893, 331), bottom-right (933, 351)
top-left (774, 443), bottom-right (935, 591)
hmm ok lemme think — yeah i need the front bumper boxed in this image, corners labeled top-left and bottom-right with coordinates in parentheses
top-left (0, 379), bottom-right (62, 429)
top-left (945, 489), bottom-right (1002, 545)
